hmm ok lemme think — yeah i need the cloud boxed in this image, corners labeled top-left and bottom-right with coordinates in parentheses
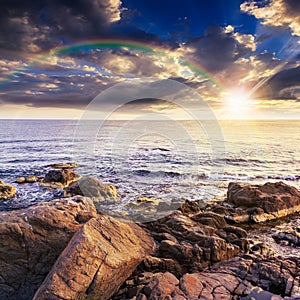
top-left (241, 0), bottom-right (300, 37)
top-left (262, 66), bottom-right (300, 99)
top-left (181, 25), bottom-right (256, 72)
top-left (0, 0), bottom-right (123, 54)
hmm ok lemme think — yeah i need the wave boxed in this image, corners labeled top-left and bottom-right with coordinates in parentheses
top-left (130, 169), bottom-right (300, 182)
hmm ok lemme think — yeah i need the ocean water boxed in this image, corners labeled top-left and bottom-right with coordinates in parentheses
top-left (1, 119), bottom-right (300, 216)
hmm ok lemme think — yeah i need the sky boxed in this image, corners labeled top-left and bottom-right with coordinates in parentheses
top-left (0, 0), bottom-right (299, 119)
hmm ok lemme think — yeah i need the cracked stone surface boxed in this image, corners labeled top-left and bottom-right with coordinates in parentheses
top-left (33, 216), bottom-right (155, 300)
top-left (0, 196), bottom-right (97, 300)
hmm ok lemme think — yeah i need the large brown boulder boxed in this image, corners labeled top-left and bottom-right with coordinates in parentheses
top-left (64, 176), bottom-right (120, 201)
top-left (33, 216), bottom-right (155, 300)
top-left (0, 180), bottom-right (16, 200)
top-left (0, 196), bottom-right (97, 300)
top-left (43, 169), bottom-right (81, 188)
top-left (227, 181), bottom-right (300, 222)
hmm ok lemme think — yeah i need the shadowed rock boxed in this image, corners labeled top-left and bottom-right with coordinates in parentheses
top-left (42, 169), bottom-right (81, 188)
top-left (0, 196), bottom-right (97, 300)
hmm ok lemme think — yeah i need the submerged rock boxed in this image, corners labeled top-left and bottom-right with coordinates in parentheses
top-left (33, 216), bottom-right (155, 300)
top-left (42, 169), bottom-right (81, 188)
top-left (64, 176), bottom-right (120, 201)
top-left (0, 180), bottom-right (16, 200)
top-left (0, 196), bottom-right (97, 300)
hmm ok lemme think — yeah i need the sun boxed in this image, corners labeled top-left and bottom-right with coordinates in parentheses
top-left (223, 88), bottom-right (250, 118)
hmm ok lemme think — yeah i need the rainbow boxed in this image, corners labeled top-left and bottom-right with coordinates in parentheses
top-left (0, 38), bottom-right (224, 91)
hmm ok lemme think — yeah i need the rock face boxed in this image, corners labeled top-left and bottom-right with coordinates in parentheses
top-left (0, 196), bottom-right (97, 300)
top-left (0, 180), bottom-right (16, 199)
top-left (64, 176), bottom-right (120, 201)
top-left (141, 208), bottom-right (248, 277)
top-left (33, 216), bottom-right (155, 300)
top-left (43, 169), bottom-right (81, 188)
top-left (115, 254), bottom-right (300, 299)
top-left (217, 181), bottom-right (300, 223)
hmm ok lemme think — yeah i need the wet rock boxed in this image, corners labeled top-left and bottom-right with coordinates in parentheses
top-left (137, 197), bottom-right (160, 205)
top-left (47, 162), bottom-right (80, 169)
top-left (43, 169), bottom-right (81, 188)
top-left (226, 182), bottom-right (300, 222)
top-left (33, 216), bottom-right (155, 300)
top-left (0, 180), bottom-right (16, 200)
top-left (0, 196), bottom-right (97, 300)
top-left (64, 176), bottom-right (120, 201)
top-left (272, 230), bottom-right (300, 247)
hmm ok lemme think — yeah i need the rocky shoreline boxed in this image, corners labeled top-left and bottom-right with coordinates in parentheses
top-left (0, 165), bottom-right (300, 299)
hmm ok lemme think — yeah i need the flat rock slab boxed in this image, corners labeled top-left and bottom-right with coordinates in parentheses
top-left (33, 216), bottom-right (155, 300)
top-left (0, 196), bottom-right (97, 300)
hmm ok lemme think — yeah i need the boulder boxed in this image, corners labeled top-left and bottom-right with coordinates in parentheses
top-left (225, 182), bottom-right (300, 223)
top-left (33, 216), bottom-right (155, 300)
top-left (0, 196), bottom-right (97, 300)
top-left (43, 169), bottom-right (81, 188)
top-left (0, 180), bottom-right (16, 199)
top-left (64, 176), bottom-right (119, 201)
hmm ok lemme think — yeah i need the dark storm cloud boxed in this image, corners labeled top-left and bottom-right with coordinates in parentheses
top-left (264, 66), bottom-right (300, 99)
top-left (0, 0), bottom-right (122, 54)
top-left (185, 25), bottom-right (256, 72)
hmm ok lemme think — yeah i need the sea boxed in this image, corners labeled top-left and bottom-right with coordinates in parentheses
top-left (1, 119), bottom-right (300, 218)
